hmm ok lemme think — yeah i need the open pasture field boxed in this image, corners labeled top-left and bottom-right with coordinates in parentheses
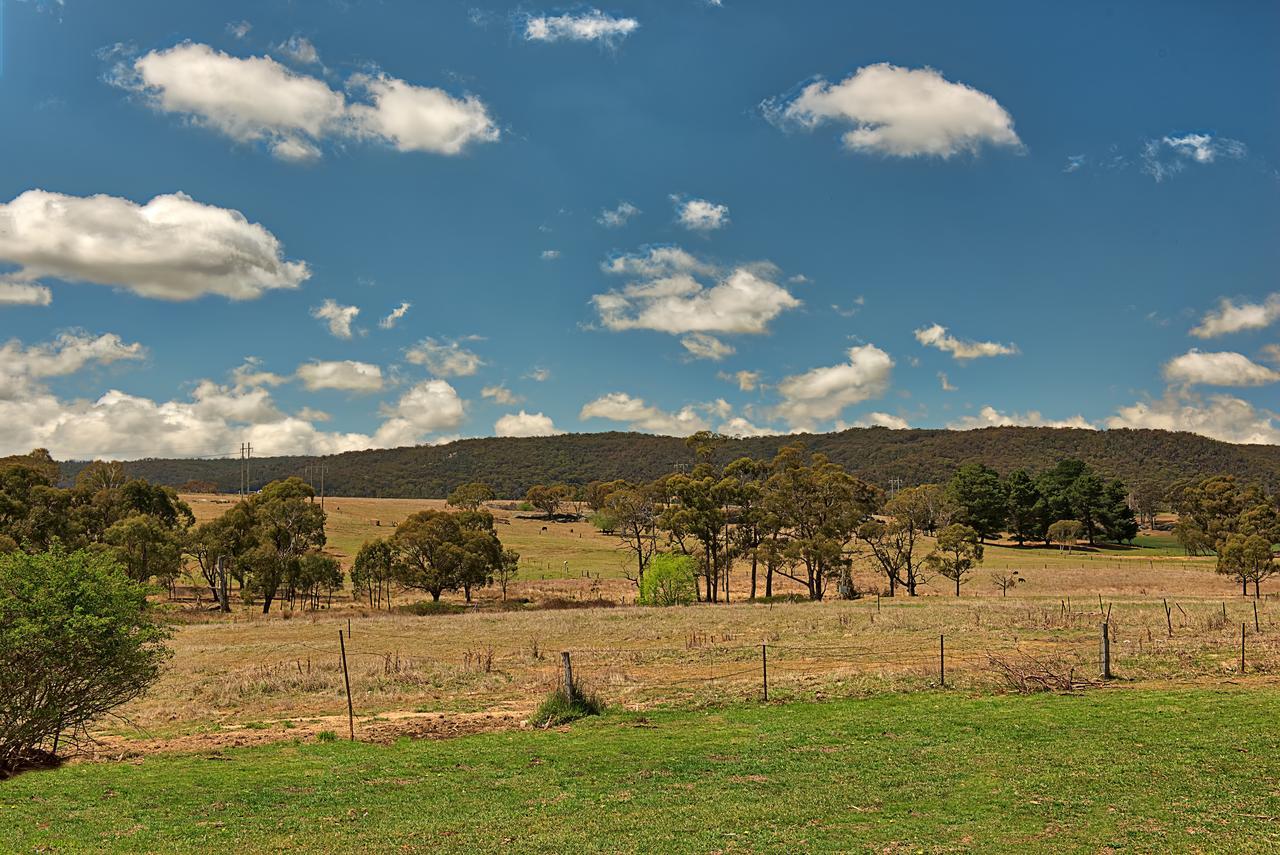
top-left (90, 582), bottom-right (1280, 758)
top-left (8, 687), bottom-right (1280, 853)
top-left (180, 493), bottom-right (1220, 596)
top-left (106, 495), bottom-right (1271, 758)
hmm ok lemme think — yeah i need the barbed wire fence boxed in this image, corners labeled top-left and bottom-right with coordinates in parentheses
top-left (172, 596), bottom-right (1280, 742)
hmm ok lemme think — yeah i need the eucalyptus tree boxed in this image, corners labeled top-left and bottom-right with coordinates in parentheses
top-left (766, 445), bottom-right (878, 601)
top-left (599, 482), bottom-right (660, 587)
top-left (857, 485), bottom-right (934, 597)
top-left (927, 523), bottom-right (985, 596)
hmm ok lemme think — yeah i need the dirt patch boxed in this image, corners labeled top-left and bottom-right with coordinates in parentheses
top-left (73, 709), bottom-right (532, 763)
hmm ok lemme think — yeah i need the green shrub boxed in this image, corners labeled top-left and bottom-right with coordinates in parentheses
top-left (0, 548), bottom-right (170, 776)
top-left (399, 600), bottom-right (467, 616)
top-left (532, 688), bottom-right (604, 727)
top-left (316, 730), bottom-right (338, 743)
top-left (639, 553), bottom-right (697, 606)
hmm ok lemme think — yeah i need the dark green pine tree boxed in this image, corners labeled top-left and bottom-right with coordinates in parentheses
top-left (1004, 469), bottom-right (1042, 544)
top-left (1100, 479), bottom-right (1139, 543)
top-left (946, 462), bottom-right (1008, 542)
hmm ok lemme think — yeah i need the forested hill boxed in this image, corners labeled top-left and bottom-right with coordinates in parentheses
top-left (55, 426), bottom-right (1280, 498)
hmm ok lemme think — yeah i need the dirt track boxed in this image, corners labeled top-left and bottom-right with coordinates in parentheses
top-left (74, 709), bottom-right (532, 763)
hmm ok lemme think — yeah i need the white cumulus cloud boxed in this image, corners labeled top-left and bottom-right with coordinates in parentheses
top-left (914, 323), bottom-right (1017, 360)
top-left (580, 392), bottom-right (711, 435)
top-left (1142, 133), bottom-right (1247, 182)
top-left (277, 35), bottom-right (321, 66)
top-left (295, 360), bottom-right (384, 392)
top-left (773, 344), bottom-right (893, 430)
top-left (948, 406), bottom-right (1095, 430)
top-left (681, 333), bottom-right (735, 361)
top-left (346, 72), bottom-right (500, 156)
top-left (1190, 293), bottom-right (1280, 338)
top-left (524, 9), bottom-right (639, 44)
top-left (0, 189), bottom-right (308, 301)
top-left (597, 201), bottom-right (640, 228)
top-left (1, 331), bottom-right (145, 389)
top-left (311, 299), bottom-right (360, 339)
top-left (379, 302), bottom-right (411, 329)
top-left (593, 247), bottom-right (800, 344)
top-left (672, 195), bottom-right (729, 232)
top-left (0, 279), bottom-right (53, 306)
top-left (482, 384), bottom-right (522, 405)
top-left (720, 369), bottom-right (761, 392)
top-left (405, 337), bottom-right (484, 377)
top-left (766, 63), bottom-right (1021, 158)
top-left (854, 412), bottom-right (910, 429)
top-left (494, 410), bottom-right (563, 437)
top-left (1163, 349), bottom-right (1280, 387)
top-left (0, 338), bottom-right (466, 459)
top-left (115, 42), bottom-right (498, 161)
top-left (1107, 391), bottom-right (1279, 445)
top-left (370, 380), bottom-right (467, 448)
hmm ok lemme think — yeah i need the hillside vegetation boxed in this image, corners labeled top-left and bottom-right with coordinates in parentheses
top-left (59, 426), bottom-right (1280, 498)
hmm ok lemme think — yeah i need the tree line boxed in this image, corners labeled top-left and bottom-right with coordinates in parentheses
top-left (1171, 475), bottom-right (1280, 596)
top-left (0, 449), bottom-right (520, 613)
top-left (515, 434), bottom-right (1159, 602)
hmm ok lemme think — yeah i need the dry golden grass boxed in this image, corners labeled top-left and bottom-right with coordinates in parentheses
top-left (126, 495), bottom-right (1273, 756)
top-left (183, 494), bottom-right (629, 578)
top-left (111, 582), bottom-right (1280, 751)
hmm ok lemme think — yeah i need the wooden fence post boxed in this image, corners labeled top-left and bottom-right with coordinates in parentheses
top-left (338, 630), bottom-right (355, 741)
top-left (939, 634), bottom-right (945, 688)
top-left (1100, 622), bottom-right (1112, 680)
top-left (561, 650), bottom-right (575, 702)
top-left (1241, 623), bottom-right (1246, 674)
top-left (1254, 601), bottom-right (1260, 633)
top-left (761, 644), bottom-right (768, 703)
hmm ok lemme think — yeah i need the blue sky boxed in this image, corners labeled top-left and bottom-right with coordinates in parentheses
top-left (0, 0), bottom-right (1277, 459)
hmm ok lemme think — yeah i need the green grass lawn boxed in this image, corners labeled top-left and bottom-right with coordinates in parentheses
top-left (6, 688), bottom-right (1279, 853)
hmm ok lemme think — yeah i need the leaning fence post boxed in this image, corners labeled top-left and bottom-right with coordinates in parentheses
top-left (939, 634), bottom-right (945, 688)
top-left (1100, 622), bottom-right (1112, 680)
top-left (561, 650), bottom-right (575, 702)
top-left (1254, 601), bottom-right (1260, 633)
top-left (338, 630), bottom-right (355, 741)
top-left (761, 643), bottom-right (768, 703)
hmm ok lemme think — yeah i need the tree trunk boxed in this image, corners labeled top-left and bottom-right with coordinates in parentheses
top-left (261, 593), bottom-right (274, 614)
top-left (750, 554), bottom-right (758, 600)
top-left (431, 589), bottom-right (442, 602)
top-left (955, 576), bottom-right (961, 597)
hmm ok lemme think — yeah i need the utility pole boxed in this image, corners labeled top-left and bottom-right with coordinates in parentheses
top-left (239, 441), bottom-right (253, 496)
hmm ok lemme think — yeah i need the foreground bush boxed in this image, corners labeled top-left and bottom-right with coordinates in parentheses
top-left (532, 687), bottom-right (605, 727)
top-left (639, 553), bottom-right (697, 606)
top-left (0, 548), bottom-right (170, 776)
